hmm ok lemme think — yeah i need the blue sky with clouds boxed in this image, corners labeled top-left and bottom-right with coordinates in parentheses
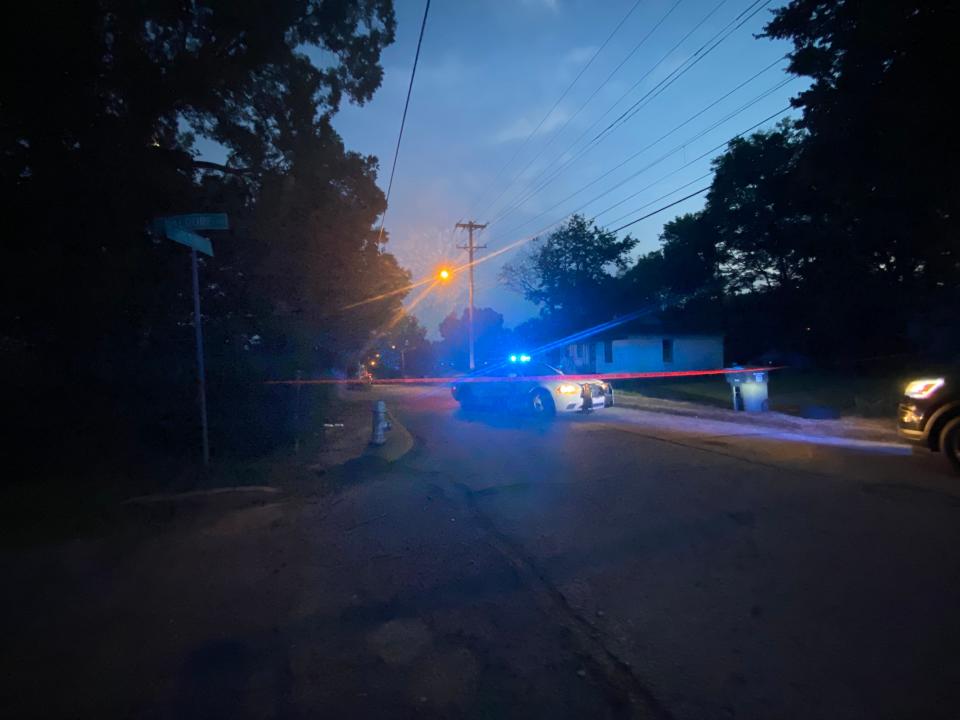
top-left (335, 0), bottom-right (804, 337)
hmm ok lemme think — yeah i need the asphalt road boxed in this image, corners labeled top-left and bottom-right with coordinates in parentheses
top-left (3, 385), bottom-right (960, 719)
top-left (375, 385), bottom-right (960, 719)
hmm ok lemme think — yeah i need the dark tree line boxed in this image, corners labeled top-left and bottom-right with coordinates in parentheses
top-left (505, 0), bottom-right (959, 369)
top-left (1, 1), bottom-right (410, 457)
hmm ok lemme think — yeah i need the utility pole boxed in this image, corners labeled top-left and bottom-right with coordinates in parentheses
top-left (455, 221), bottom-right (487, 370)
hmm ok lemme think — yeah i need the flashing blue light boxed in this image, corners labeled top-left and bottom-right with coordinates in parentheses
top-left (509, 354), bottom-right (518, 363)
top-left (520, 354), bottom-right (531, 362)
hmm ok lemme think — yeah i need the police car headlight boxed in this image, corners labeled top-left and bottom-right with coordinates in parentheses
top-left (557, 384), bottom-right (580, 394)
top-left (904, 378), bottom-right (944, 399)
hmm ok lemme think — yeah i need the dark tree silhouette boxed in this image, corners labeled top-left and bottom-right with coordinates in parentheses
top-left (501, 215), bottom-right (637, 340)
top-left (0, 0), bottom-right (402, 460)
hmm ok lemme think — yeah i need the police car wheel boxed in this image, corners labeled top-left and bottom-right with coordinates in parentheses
top-left (531, 389), bottom-right (555, 416)
top-left (458, 387), bottom-right (478, 410)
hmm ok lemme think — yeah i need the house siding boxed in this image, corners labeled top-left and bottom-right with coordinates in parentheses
top-left (569, 335), bottom-right (723, 373)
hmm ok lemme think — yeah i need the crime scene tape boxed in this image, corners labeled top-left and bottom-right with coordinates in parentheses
top-left (265, 366), bottom-right (780, 385)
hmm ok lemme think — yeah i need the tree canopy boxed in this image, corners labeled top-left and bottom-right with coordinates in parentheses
top-left (1, 0), bottom-right (402, 367)
top-left (1, 0), bottom-right (408, 456)
top-left (501, 215), bottom-right (637, 339)
top-left (437, 307), bottom-right (514, 371)
top-left (507, 0), bottom-right (959, 367)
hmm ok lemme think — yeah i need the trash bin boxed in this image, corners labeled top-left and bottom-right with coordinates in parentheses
top-left (726, 368), bottom-right (769, 412)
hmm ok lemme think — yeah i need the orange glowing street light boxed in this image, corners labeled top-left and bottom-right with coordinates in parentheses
top-left (438, 268), bottom-right (451, 281)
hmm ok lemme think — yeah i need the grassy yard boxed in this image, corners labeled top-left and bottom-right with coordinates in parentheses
top-left (1, 381), bottom-right (343, 548)
top-left (614, 368), bottom-right (912, 418)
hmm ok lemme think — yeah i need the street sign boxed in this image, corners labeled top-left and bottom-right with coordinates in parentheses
top-left (168, 228), bottom-right (214, 257)
top-left (164, 213), bottom-right (229, 231)
top-left (150, 212), bottom-right (229, 466)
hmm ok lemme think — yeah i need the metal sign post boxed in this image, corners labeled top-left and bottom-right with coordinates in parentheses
top-left (190, 247), bottom-right (210, 465)
top-left (153, 213), bottom-right (228, 466)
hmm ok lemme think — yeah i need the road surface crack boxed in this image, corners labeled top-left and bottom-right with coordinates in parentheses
top-left (438, 480), bottom-right (674, 720)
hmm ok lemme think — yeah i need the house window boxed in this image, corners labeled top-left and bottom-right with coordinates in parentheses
top-left (662, 338), bottom-right (674, 363)
top-left (604, 340), bottom-right (613, 364)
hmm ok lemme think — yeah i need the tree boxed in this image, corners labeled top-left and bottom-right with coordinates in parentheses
top-left (438, 308), bottom-right (513, 371)
top-left (705, 123), bottom-right (810, 294)
top-left (0, 1), bottom-right (404, 459)
top-left (246, 118), bottom-right (410, 369)
top-left (1, 0), bottom-right (397, 372)
top-left (631, 1), bottom-right (959, 365)
top-left (762, 0), bottom-right (960, 358)
top-left (618, 211), bottom-right (725, 335)
top-left (622, 212), bottom-right (724, 300)
top-left (364, 315), bottom-right (430, 376)
top-left (699, 125), bottom-right (813, 354)
top-left (501, 215), bottom-right (637, 337)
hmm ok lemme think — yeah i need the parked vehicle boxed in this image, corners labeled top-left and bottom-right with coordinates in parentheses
top-left (897, 373), bottom-right (960, 473)
top-left (452, 355), bottom-right (613, 416)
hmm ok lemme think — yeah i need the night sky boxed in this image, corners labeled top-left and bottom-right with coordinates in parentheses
top-left (311, 1), bottom-right (802, 335)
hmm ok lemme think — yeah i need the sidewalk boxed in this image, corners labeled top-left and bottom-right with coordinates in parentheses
top-left (614, 391), bottom-right (900, 444)
top-left (310, 386), bottom-right (415, 473)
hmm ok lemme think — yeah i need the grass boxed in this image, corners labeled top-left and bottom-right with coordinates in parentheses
top-left (0, 382), bottom-right (342, 549)
top-left (615, 369), bottom-right (910, 418)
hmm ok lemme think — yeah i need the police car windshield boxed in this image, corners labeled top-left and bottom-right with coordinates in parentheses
top-left (514, 362), bottom-right (561, 377)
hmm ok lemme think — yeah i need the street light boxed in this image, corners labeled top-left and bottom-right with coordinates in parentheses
top-left (438, 268), bottom-right (451, 281)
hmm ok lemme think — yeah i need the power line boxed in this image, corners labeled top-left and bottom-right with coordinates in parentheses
top-left (600, 171), bottom-right (714, 225)
top-left (460, 0), bottom-right (645, 225)
top-left (487, 0), bottom-right (771, 229)
top-left (475, 0), bottom-right (686, 224)
top-left (491, 56), bottom-right (786, 231)
top-left (478, 104), bottom-right (792, 264)
top-left (439, 131), bottom-right (768, 293)
top-left (595, 0), bottom-right (772, 141)
top-left (592, 105), bottom-right (792, 225)
top-left (486, 0), bottom-right (729, 223)
top-left (375, 0), bottom-right (431, 246)
top-left (490, 74), bottom-right (795, 240)
top-left (610, 186), bottom-right (711, 233)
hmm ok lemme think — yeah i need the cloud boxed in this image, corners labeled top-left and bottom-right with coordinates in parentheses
top-left (563, 45), bottom-right (597, 66)
top-left (492, 107), bottom-right (571, 144)
top-left (420, 55), bottom-right (467, 87)
top-left (520, 0), bottom-right (560, 11)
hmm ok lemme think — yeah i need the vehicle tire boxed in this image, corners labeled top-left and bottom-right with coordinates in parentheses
top-left (941, 418), bottom-right (960, 474)
top-left (457, 386), bottom-right (477, 411)
top-left (530, 389), bottom-right (556, 417)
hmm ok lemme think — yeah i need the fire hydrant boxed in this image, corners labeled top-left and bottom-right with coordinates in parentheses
top-left (370, 400), bottom-right (392, 446)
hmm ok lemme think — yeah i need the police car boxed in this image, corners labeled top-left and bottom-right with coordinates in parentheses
top-left (451, 354), bottom-right (613, 416)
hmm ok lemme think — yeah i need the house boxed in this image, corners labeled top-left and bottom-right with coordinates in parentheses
top-left (565, 320), bottom-right (723, 374)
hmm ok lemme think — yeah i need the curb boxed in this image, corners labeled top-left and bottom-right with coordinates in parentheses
top-left (121, 485), bottom-right (282, 505)
top-left (364, 403), bottom-right (415, 463)
top-left (614, 392), bottom-right (901, 445)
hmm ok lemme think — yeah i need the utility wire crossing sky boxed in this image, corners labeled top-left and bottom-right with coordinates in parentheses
top-left (328, 0), bottom-right (804, 336)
